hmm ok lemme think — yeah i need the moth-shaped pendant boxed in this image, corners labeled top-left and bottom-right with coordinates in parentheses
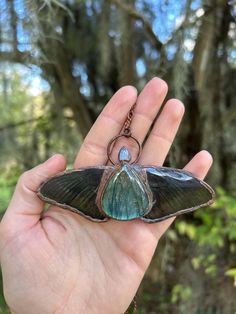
top-left (38, 146), bottom-right (215, 223)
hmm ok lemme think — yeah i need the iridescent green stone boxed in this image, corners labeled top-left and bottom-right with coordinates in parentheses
top-left (101, 164), bottom-right (150, 220)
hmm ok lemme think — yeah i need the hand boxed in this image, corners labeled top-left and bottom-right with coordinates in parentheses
top-left (0, 78), bottom-right (213, 314)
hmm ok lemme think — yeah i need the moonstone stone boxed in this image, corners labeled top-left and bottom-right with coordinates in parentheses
top-left (101, 164), bottom-right (149, 220)
top-left (118, 146), bottom-right (131, 162)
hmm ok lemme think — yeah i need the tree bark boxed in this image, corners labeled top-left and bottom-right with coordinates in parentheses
top-left (192, 0), bottom-right (231, 186)
top-left (116, 0), bottom-right (137, 85)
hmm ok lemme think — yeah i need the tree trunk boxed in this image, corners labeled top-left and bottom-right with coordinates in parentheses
top-left (117, 0), bottom-right (137, 86)
top-left (192, 0), bottom-right (231, 186)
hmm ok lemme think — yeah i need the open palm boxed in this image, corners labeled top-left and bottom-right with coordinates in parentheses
top-left (0, 78), bottom-right (212, 314)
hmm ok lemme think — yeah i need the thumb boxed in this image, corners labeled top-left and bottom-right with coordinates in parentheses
top-left (1, 154), bottom-right (66, 234)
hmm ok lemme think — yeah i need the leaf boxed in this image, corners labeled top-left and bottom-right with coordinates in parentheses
top-left (225, 268), bottom-right (236, 287)
top-left (225, 268), bottom-right (236, 278)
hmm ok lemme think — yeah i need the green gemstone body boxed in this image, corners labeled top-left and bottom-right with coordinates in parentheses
top-left (101, 164), bottom-right (150, 220)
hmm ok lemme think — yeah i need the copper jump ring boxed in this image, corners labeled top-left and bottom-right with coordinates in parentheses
top-left (107, 134), bottom-right (142, 165)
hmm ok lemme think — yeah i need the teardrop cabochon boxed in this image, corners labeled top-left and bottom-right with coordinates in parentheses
top-left (96, 164), bottom-right (154, 220)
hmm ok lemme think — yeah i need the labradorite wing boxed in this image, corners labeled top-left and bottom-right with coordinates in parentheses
top-left (142, 167), bottom-right (215, 222)
top-left (38, 167), bottom-right (111, 221)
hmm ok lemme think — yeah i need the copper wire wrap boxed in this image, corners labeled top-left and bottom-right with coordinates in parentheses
top-left (107, 103), bottom-right (142, 165)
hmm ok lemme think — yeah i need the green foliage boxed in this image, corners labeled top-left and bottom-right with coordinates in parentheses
top-left (225, 268), bottom-right (236, 287)
top-left (175, 188), bottom-right (236, 287)
top-left (176, 221), bottom-right (196, 240)
top-left (0, 165), bottom-right (20, 213)
top-left (191, 253), bottom-right (217, 277)
top-left (175, 188), bottom-right (236, 246)
top-left (195, 188), bottom-right (236, 245)
top-left (171, 284), bottom-right (192, 304)
top-left (0, 270), bottom-right (10, 314)
top-left (0, 69), bottom-right (82, 169)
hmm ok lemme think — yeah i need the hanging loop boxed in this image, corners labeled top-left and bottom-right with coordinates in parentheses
top-left (107, 134), bottom-right (141, 165)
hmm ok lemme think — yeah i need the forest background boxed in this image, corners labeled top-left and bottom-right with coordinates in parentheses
top-left (0, 0), bottom-right (236, 313)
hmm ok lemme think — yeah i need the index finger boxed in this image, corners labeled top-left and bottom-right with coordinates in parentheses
top-left (73, 86), bottom-right (137, 168)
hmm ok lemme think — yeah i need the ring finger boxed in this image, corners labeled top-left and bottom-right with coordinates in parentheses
top-left (140, 98), bottom-right (185, 166)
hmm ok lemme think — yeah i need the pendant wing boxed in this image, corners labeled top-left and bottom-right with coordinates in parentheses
top-left (142, 167), bottom-right (215, 222)
top-left (38, 166), bottom-right (111, 222)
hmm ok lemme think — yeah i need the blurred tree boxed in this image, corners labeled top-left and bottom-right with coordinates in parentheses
top-left (1, 0), bottom-right (235, 185)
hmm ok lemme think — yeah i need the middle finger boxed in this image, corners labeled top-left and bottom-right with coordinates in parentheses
top-left (109, 77), bottom-right (168, 162)
top-left (140, 98), bottom-right (185, 165)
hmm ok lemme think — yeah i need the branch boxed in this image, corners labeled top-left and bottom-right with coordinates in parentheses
top-left (223, 107), bottom-right (236, 126)
top-left (109, 0), bottom-right (163, 51)
top-left (0, 117), bottom-right (42, 132)
top-left (0, 115), bottom-right (74, 132)
top-left (0, 50), bottom-right (33, 64)
top-left (9, 0), bottom-right (18, 51)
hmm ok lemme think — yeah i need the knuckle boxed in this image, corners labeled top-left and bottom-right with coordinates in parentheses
top-left (0, 218), bottom-right (12, 246)
top-left (18, 170), bottom-right (30, 185)
top-left (82, 140), bottom-right (106, 156)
